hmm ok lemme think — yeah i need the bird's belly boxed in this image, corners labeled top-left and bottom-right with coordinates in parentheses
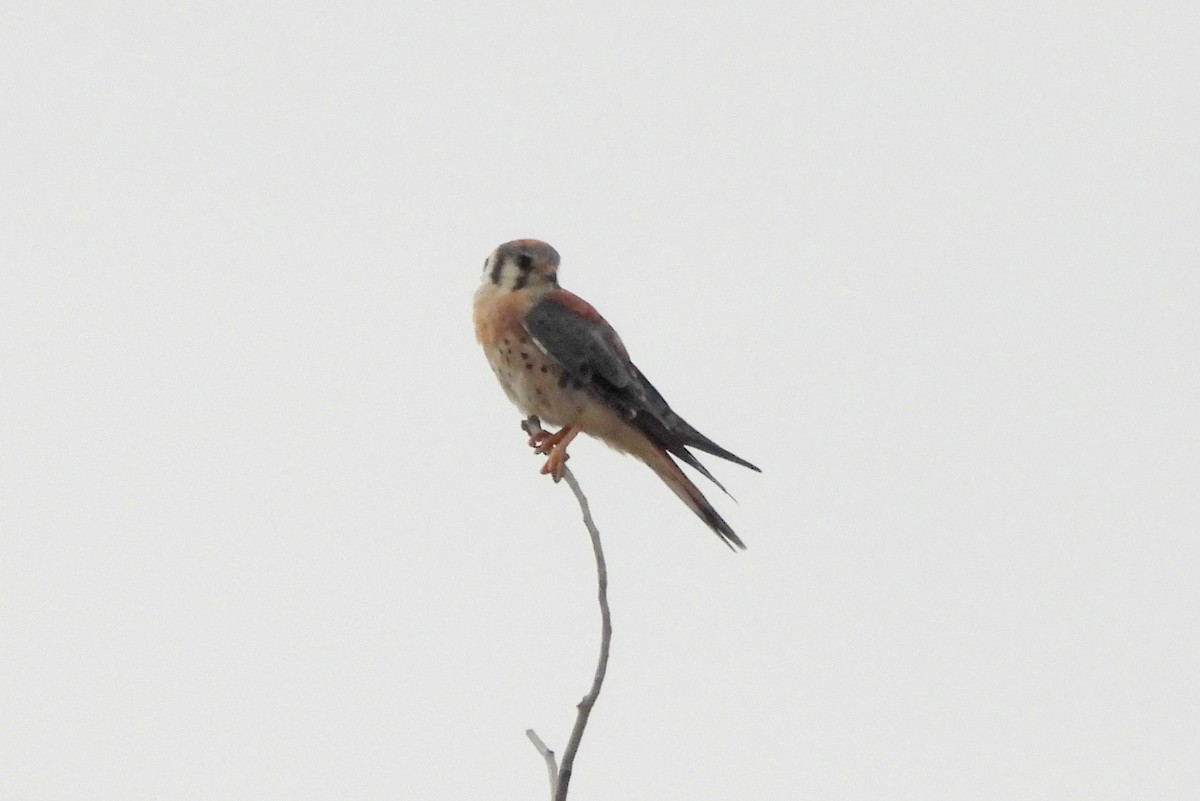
top-left (484, 345), bottom-right (587, 427)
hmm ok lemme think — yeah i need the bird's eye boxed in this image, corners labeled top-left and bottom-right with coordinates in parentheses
top-left (516, 255), bottom-right (533, 271)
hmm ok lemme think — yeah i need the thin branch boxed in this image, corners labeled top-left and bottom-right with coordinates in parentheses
top-left (521, 416), bottom-right (613, 801)
top-left (555, 467), bottom-right (611, 801)
top-left (525, 729), bottom-right (558, 801)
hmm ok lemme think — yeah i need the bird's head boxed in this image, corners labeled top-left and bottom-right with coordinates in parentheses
top-left (481, 239), bottom-right (560, 293)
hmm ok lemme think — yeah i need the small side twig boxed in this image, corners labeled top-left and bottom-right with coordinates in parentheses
top-left (521, 416), bottom-right (612, 801)
top-left (525, 729), bottom-right (558, 801)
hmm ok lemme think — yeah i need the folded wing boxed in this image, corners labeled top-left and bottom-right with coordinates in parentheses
top-left (522, 290), bottom-right (761, 490)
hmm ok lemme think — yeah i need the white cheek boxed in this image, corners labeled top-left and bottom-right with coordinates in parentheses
top-left (480, 260), bottom-right (530, 292)
top-left (501, 263), bottom-right (523, 289)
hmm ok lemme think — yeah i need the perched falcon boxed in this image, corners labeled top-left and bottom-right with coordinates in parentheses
top-left (473, 239), bottom-right (760, 550)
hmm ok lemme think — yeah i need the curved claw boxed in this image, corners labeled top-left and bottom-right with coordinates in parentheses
top-left (537, 426), bottom-right (579, 482)
top-left (540, 448), bottom-right (571, 481)
top-left (520, 418), bottom-right (580, 482)
top-left (529, 426), bottom-right (573, 456)
top-left (527, 430), bottom-right (555, 450)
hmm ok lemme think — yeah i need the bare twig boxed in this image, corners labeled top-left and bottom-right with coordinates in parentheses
top-left (525, 729), bottom-right (558, 801)
top-left (555, 467), bottom-right (611, 801)
top-left (521, 416), bottom-right (613, 801)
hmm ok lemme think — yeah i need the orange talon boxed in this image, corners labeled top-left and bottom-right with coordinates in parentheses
top-left (538, 427), bottom-right (579, 481)
top-left (530, 425), bottom-right (574, 456)
top-left (527, 430), bottom-right (554, 450)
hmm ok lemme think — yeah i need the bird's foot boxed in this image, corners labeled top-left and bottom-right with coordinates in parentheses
top-left (521, 417), bottom-right (579, 482)
top-left (538, 427), bottom-right (579, 482)
top-left (522, 416), bottom-right (548, 448)
top-left (528, 425), bottom-right (571, 455)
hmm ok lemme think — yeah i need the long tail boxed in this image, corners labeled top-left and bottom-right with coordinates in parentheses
top-left (638, 444), bottom-right (746, 551)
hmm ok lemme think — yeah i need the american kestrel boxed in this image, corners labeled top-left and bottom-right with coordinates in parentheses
top-left (473, 239), bottom-right (759, 550)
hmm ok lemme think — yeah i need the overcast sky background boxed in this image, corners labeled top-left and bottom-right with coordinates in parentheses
top-left (2, 3), bottom-right (1197, 800)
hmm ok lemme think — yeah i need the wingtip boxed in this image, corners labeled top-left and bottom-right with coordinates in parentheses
top-left (720, 530), bottom-right (748, 551)
top-left (689, 438), bottom-right (761, 474)
top-left (732, 454), bottom-right (762, 473)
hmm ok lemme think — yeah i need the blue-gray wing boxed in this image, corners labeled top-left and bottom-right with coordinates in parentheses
top-left (522, 290), bottom-right (760, 482)
top-left (522, 289), bottom-right (637, 396)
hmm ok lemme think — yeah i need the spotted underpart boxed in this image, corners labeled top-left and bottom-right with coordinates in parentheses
top-left (483, 329), bottom-right (589, 427)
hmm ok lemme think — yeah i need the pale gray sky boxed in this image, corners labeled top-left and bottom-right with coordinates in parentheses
top-left (2, 3), bottom-right (1197, 799)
